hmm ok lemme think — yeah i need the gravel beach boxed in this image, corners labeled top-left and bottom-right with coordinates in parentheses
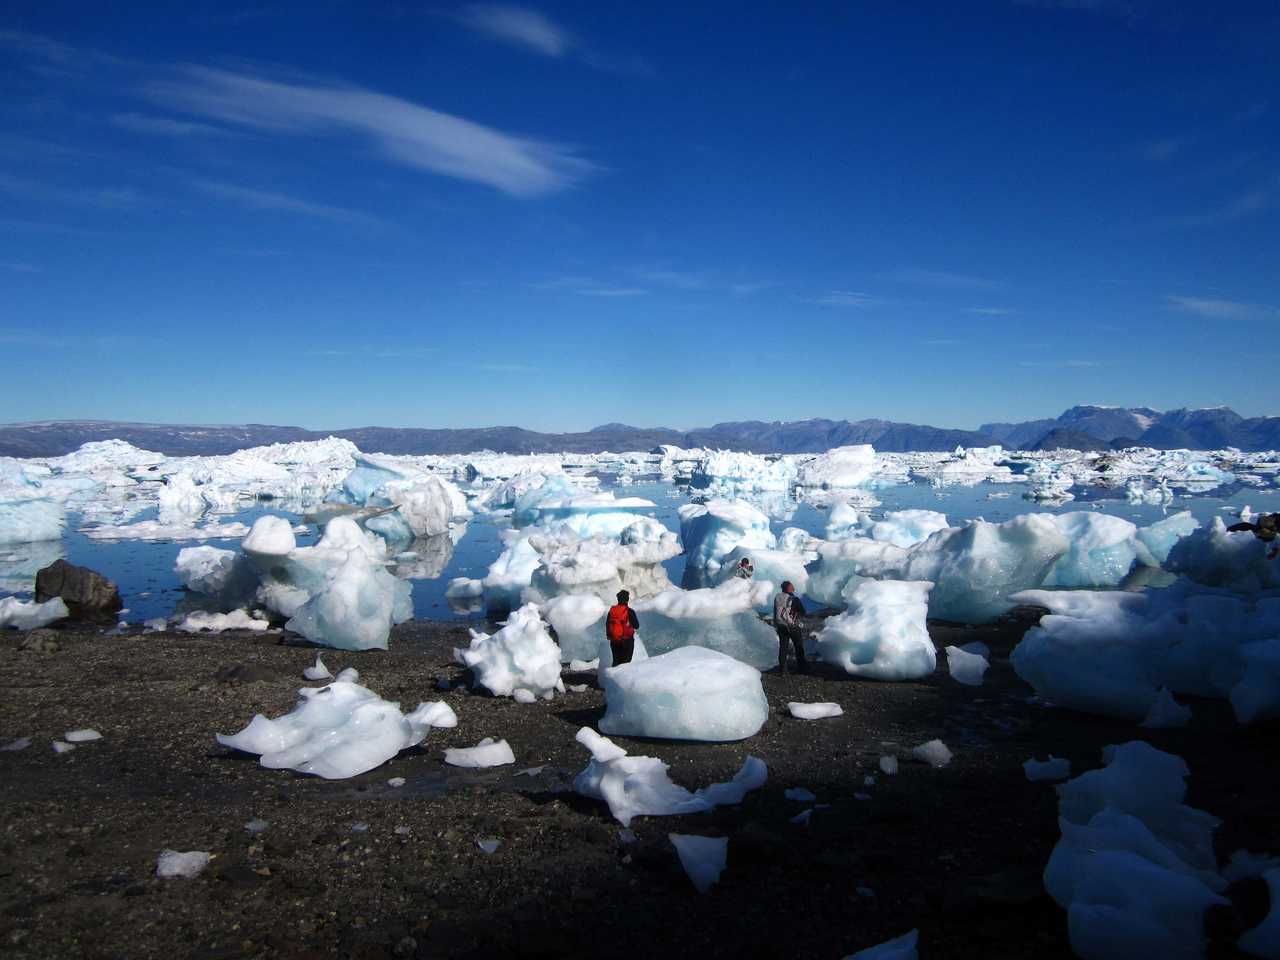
top-left (1, 612), bottom-right (1274, 959)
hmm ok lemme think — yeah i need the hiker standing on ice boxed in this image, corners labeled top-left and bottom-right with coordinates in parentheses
top-left (605, 590), bottom-right (640, 666)
top-left (733, 556), bottom-right (755, 579)
top-left (1228, 512), bottom-right (1280, 560)
top-left (773, 581), bottom-right (808, 674)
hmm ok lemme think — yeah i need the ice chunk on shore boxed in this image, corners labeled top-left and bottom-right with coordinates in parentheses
top-left (879, 756), bottom-right (898, 775)
top-left (843, 929), bottom-right (918, 960)
top-left (633, 579), bottom-right (779, 669)
top-left (1043, 512), bottom-right (1143, 589)
top-left (156, 850), bottom-right (211, 879)
top-left (787, 702), bottom-right (843, 720)
top-left (455, 603), bottom-right (563, 700)
top-left (1166, 517), bottom-right (1280, 593)
top-left (900, 514), bottom-right (1069, 623)
top-left (945, 645), bottom-right (989, 686)
top-left (1024, 757), bottom-right (1071, 781)
top-left (543, 593), bottom-right (608, 663)
top-left (600, 647), bottom-right (768, 742)
top-left (177, 609), bottom-right (270, 632)
top-left (572, 727), bottom-right (711, 827)
top-left (242, 514), bottom-right (297, 559)
top-left (304, 654), bottom-right (333, 681)
top-left (284, 546), bottom-right (411, 652)
top-left (0, 595), bottom-right (68, 630)
top-left (1, 737), bottom-right (31, 751)
top-left (804, 538), bottom-right (910, 607)
top-left (693, 756), bottom-right (768, 807)
top-left (816, 580), bottom-right (936, 680)
top-left (64, 729), bottom-right (101, 743)
top-left (443, 738), bottom-right (516, 768)
top-left (1136, 511), bottom-right (1199, 565)
top-left (678, 499), bottom-right (776, 587)
top-left (175, 545), bottom-right (256, 602)
top-left (216, 677), bottom-right (453, 779)
top-left (1140, 688), bottom-right (1191, 729)
top-left (912, 739), bottom-right (952, 767)
top-left (669, 834), bottom-right (728, 893)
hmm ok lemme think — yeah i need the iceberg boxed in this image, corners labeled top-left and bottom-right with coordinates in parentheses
top-left (815, 580), bottom-right (936, 680)
top-left (1135, 511), bottom-right (1199, 566)
top-left (692, 450), bottom-right (797, 493)
top-left (945, 644), bottom-right (989, 686)
top-left (796, 445), bottom-right (877, 489)
top-left (0, 493), bottom-right (65, 545)
top-left (454, 603), bottom-right (564, 700)
top-left (678, 499), bottom-right (776, 587)
top-left (542, 593), bottom-right (609, 663)
top-left (599, 647), bottom-right (768, 741)
top-left (1043, 512), bottom-right (1144, 589)
top-left (804, 538), bottom-right (910, 608)
top-left (0, 595), bottom-right (68, 630)
top-left (1166, 517), bottom-right (1280, 593)
top-left (216, 677), bottom-right (455, 779)
top-left (632, 579), bottom-right (780, 670)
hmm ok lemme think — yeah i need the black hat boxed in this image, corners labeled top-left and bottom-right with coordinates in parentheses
top-left (617, 590), bottom-right (630, 603)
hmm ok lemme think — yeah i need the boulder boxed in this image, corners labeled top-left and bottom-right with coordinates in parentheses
top-left (35, 560), bottom-right (123, 621)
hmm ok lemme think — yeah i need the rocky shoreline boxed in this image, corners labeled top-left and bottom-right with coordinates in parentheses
top-left (1, 613), bottom-right (1274, 959)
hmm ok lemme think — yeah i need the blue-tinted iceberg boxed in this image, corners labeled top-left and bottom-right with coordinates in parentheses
top-left (815, 580), bottom-right (936, 680)
top-left (633, 579), bottom-right (779, 669)
top-left (678, 499), bottom-right (776, 587)
top-left (454, 603), bottom-right (564, 700)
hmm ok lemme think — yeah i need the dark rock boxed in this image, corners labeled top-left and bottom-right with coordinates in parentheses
top-left (18, 630), bottom-right (60, 653)
top-left (34, 560), bottom-right (122, 621)
top-left (215, 662), bottom-right (279, 685)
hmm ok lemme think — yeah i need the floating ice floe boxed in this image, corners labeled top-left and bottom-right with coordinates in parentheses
top-left (0, 595), bottom-right (68, 630)
top-left (1166, 517), bottom-right (1280, 593)
top-left (0, 491), bottom-right (65, 546)
top-left (572, 727), bottom-right (765, 827)
top-left (156, 850), bottom-right (212, 879)
top-left (454, 603), bottom-right (564, 701)
top-left (816, 580), bottom-right (936, 680)
top-left (785, 787), bottom-right (817, 802)
top-left (216, 677), bottom-right (456, 779)
top-left (692, 450), bottom-right (797, 494)
top-left (600, 647), bottom-right (768, 742)
top-left (84, 519), bottom-right (252, 542)
top-left (796, 445), bottom-right (877, 489)
top-left (1043, 742), bottom-right (1228, 960)
top-left (443, 737), bottom-right (515, 768)
top-left (787, 702), bottom-right (843, 720)
top-left (669, 834), bottom-right (728, 893)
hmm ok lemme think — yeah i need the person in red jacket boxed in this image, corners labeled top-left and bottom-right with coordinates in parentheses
top-left (605, 590), bottom-right (640, 666)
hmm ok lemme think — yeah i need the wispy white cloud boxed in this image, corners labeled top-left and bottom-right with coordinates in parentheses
top-left (0, 173), bottom-right (141, 210)
top-left (885, 268), bottom-right (1001, 289)
top-left (963, 306), bottom-right (1016, 316)
top-left (630, 267), bottom-right (707, 290)
top-left (193, 180), bottom-right (380, 225)
top-left (534, 277), bottom-right (647, 297)
top-left (457, 4), bottom-right (571, 57)
top-left (147, 65), bottom-right (591, 196)
top-left (474, 362), bottom-right (540, 373)
top-left (1016, 359), bottom-right (1102, 368)
top-left (1165, 294), bottom-right (1274, 320)
top-left (110, 112), bottom-right (239, 138)
top-left (810, 290), bottom-right (882, 307)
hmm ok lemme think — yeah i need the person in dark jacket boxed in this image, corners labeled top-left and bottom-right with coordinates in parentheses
top-left (772, 580), bottom-right (808, 674)
top-left (605, 590), bottom-right (640, 666)
top-left (1227, 513), bottom-right (1280, 560)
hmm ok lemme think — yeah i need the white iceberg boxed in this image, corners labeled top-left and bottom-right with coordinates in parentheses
top-left (0, 595), bottom-right (68, 630)
top-left (944, 644), bottom-right (989, 686)
top-left (787, 701), bottom-right (843, 720)
top-left (632, 579), bottom-right (779, 670)
top-left (443, 737), bottom-right (515, 768)
top-left (816, 580), bottom-right (936, 680)
top-left (455, 603), bottom-right (564, 700)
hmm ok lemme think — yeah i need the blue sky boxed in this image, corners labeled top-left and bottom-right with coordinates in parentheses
top-left (1, 1), bottom-right (1277, 431)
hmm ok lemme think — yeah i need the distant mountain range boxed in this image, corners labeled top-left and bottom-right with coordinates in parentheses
top-left (1, 406), bottom-right (1277, 458)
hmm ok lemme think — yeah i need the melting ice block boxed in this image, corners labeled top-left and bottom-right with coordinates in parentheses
top-left (900, 514), bottom-right (1069, 623)
top-left (216, 678), bottom-right (455, 779)
top-left (0, 596), bottom-right (68, 630)
top-left (669, 834), bottom-right (728, 893)
top-left (455, 603), bottom-right (564, 700)
top-left (787, 702), bottom-right (843, 720)
top-left (156, 850), bottom-right (211, 879)
top-left (542, 593), bottom-right (608, 663)
top-left (1043, 512), bottom-right (1144, 588)
top-left (911, 739), bottom-right (952, 767)
top-left (863, 509), bottom-right (951, 549)
top-left (796, 444), bottom-right (877, 489)
top-left (1140, 688), bottom-right (1191, 728)
top-left (0, 493), bottom-right (65, 545)
top-left (175, 545), bottom-right (256, 603)
top-left (804, 538), bottom-right (910, 608)
top-left (303, 654), bottom-right (333, 681)
top-left (599, 647), bottom-right (768, 742)
top-left (632, 579), bottom-right (779, 670)
top-left (1167, 517), bottom-right (1280, 593)
top-left (944, 644), bottom-right (989, 686)
top-left (678, 499), bottom-right (776, 587)
top-left (1135, 511), bottom-right (1199, 566)
top-left (816, 580), bottom-right (936, 680)
top-left (443, 738), bottom-right (515, 768)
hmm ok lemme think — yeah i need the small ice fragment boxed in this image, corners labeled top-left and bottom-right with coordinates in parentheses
top-left (1023, 757), bottom-right (1071, 782)
top-left (64, 729), bottom-right (101, 743)
top-left (945, 645), bottom-right (989, 686)
top-left (790, 808), bottom-right (813, 825)
top-left (785, 788), bottom-right (817, 802)
top-left (879, 756), bottom-right (898, 775)
top-left (52, 740), bottom-right (75, 754)
top-left (477, 838), bottom-right (502, 854)
top-left (787, 701), bottom-right (844, 720)
top-left (156, 850), bottom-right (211, 879)
top-left (669, 834), bottom-right (728, 892)
top-left (444, 737), bottom-right (516, 768)
top-left (515, 766), bottom-right (545, 777)
top-left (619, 829), bottom-right (637, 844)
top-left (394, 825), bottom-right (411, 835)
top-left (334, 667), bottom-right (359, 683)
top-left (351, 822), bottom-right (369, 833)
top-left (843, 928), bottom-right (918, 959)
top-left (513, 689), bottom-right (537, 704)
top-left (144, 617), bottom-right (167, 632)
top-left (303, 654), bottom-right (333, 681)
top-left (568, 658), bottom-right (600, 672)
top-left (863, 775), bottom-right (876, 786)
top-left (854, 792), bottom-right (872, 801)
top-left (387, 777), bottom-right (406, 788)
top-left (1, 736), bottom-right (31, 751)
top-left (567, 684), bottom-right (588, 693)
top-left (911, 740), bottom-right (952, 768)
top-left (244, 819), bottom-right (269, 834)
top-left (1140, 688), bottom-right (1191, 729)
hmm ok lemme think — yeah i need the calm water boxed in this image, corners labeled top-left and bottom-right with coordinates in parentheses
top-left (7, 477), bottom-right (1278, 624)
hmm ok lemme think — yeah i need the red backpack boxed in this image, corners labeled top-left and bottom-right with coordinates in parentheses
top-left (606, 603), bottom-right (634, 643)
